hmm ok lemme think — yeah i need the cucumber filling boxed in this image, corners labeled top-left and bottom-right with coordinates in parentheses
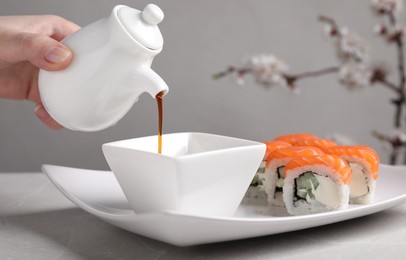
top-left (251, 161), bottom-right (266, 186)
top-left (250, 174), bottom-right (259, 186)
top-left (295, 171), bottom-right (319, 200)
top-left (257, 167), bottom-right (266, 174)
top-left (276, 166), bottom-right (285, 188)
top-left (274, 166), bottom-right (285, 195)
top-left (294, 171), bottom-right (341, 208)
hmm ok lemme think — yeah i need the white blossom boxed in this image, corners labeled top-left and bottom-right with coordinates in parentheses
top-left (339, 27), bottom-right (349, 36)
top-left (394, 24), bottom-right (406, 35)
top-left (337, 31), bottom-right (369, 63)
top-left (392, 128), bottom-right (406, 142)
top-left (235, 74), bottom-right (245, 86)
top-left (322, 23), bottom-right (335, 36)
top-left (374, 22), bottom-right (405, 41)
top-left (339, 64), bottom-right (372, 90)
top-left (371, 0), bottom-right (403, 15)
top-left (374, 23), bottom-right (388, 35)
top-left (245, 55), bottom-right (289, 86)
top-left (380, 129), bottom-right (406, 154)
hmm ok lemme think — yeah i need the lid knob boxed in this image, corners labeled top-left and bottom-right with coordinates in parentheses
top-left (141, 4), bottom-right (164, 25)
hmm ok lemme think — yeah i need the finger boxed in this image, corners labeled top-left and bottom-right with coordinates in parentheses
top-left (0, 15), bottom-right (80, 40)
top-left (34, 104), bottom-right (63, 130)
top-left (20, 33), bottom-right (74, 71)
top-left (43, 15), bottom-right (80, 41)
top-left (0, 31), bottom-right (73, 71)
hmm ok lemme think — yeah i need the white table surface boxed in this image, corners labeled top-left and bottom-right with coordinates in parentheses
top-left (1, 172), bottom-right (406, 260)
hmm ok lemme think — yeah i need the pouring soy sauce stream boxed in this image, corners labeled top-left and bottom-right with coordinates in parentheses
top-left (156, 91), bottom-right (164, 154)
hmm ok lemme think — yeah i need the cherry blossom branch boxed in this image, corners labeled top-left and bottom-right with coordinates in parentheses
top-left (213, 1), bottom-right (406, 164)
top-left (212, 67), bottom-right (252, 80)
top-left (372, 130), bottom-right (404, 165)
top-left (213, 66), bottom-right (340, 87)
top-left (386, 11), bottom-right (406, 128)
top-left (319, 14), bottom-right (406, 101)
top-left (375, 78), bottom-right (401, 93)
top-left (283, 66), bottom-right (340, 86)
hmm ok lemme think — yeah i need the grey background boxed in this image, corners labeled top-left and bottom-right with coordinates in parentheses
top-left (0, 0), bottom-right (397, 171)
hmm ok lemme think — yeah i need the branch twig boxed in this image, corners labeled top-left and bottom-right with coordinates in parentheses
top-left (376, 78), bottom-right (402, 93)
top-left (386, 12), bottom-right (406, 128)
top-left (284, 67), bottom-right (339, 84)
top-left (213, 66), bottom-right (340, 87)
top-left (214, 12), bottom-right (406, 165)
top-left (212, 67), bottom-right (252, 80)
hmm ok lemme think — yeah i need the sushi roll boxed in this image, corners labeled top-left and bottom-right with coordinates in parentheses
top-left (283, 155), bottom-right (351, 215)
top-left (273, 133), bottom-right (318, 145)
top-left (248, 141), bottom-right (291, 198)
top-left (256, 140), bottom-right (292, 181)
top-left (263, 146), bottom-right (324, 206)
top-left (293, 138), bottom-right (337, 152)
top-left (253, 140), bottom-right (292, 186)
top-left (326, 146), bottom-right (379, 204)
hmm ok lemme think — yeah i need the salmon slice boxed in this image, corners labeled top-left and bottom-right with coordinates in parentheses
top-left (263, 140), bottom-right (292, 162)
top-left (267, 146), bottom-right (324, 166)
top-left (326, 146), bottom-right (379, 180)
top-left (293, 138), bottom-right (337, 152)
top-left (284, 155), bottom-right (352, 184)
top-left (273, 133), bottom-right (318, 144)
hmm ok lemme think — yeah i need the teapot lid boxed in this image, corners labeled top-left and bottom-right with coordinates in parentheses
top-left (117, 4), bottom-right (164, 50)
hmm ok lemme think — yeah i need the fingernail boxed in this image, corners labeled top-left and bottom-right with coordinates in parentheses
top-left (44, 45), bottom-right (71, 64)
top-left (34, 105), bottom-right (49, 119)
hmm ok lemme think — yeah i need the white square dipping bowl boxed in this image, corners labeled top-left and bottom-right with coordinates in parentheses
top-left (102, 132), bottom-right (265, 217)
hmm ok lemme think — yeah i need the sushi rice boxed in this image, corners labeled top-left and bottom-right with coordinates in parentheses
top-left (283, 155), bottom-right (351, 215)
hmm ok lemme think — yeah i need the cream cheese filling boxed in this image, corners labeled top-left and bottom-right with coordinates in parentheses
top-left (312, 175), bottom-right (341, 207)
top-left (349, 162), bottom-right (369, 198)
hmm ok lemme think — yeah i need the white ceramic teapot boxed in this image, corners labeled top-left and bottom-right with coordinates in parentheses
top-left (38, 4), bottom-right (169, 131)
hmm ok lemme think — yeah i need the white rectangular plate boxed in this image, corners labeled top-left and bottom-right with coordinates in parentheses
top-left (42, 164), bottom-right (406, 246)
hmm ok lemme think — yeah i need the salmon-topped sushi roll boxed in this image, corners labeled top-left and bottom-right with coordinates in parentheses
top-left (293, 138), bottom-right (337, 152)
top-left (273, 133), bottom-right (318, 145)
top-left (283, 155), bottom-right (351, 215)
top-left (253, 141), bottom-right (292, 186)
top-left (326, 146), bottom-right (379, 204)
top-left (265, 141), bottom-right (293, 159)
top-left (262, 146), bottom-right (324, 206)
top-left (248, 141), bottom-right (292, 199)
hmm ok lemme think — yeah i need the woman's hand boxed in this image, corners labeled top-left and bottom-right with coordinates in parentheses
top-left (0, 15), bottom-right (80, 129)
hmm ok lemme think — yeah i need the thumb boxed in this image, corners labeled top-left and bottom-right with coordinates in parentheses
top-left (2, 32), bottom-right (73, 71)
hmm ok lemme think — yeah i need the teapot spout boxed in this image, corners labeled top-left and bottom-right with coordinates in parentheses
top-left (136, 68), bottom-right (169, 98)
